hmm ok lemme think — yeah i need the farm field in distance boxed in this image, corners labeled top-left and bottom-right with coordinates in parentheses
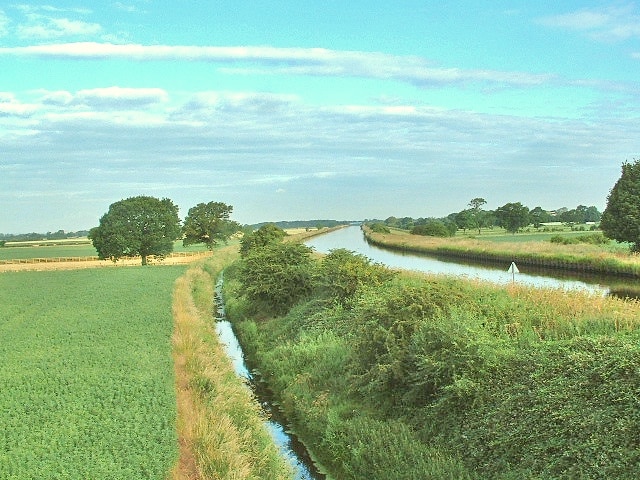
top-left (0, 266), bottom-right (187, 478)
top-left (0, 239), bottom-right (209, 261)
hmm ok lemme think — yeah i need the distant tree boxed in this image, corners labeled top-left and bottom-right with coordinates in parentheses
top-left (495, 202), bottom-right (530, 234)
top-left (0, 240), bottom-right (5, 247)
top-left (454, 209), bottom-right (474, 233)
top-left (182, 201), bottom-right (240, 250)
top-left (584, 206), bottom-right (602, 223)
top-left (529, 206), bottom-right (552, 228)
top-left (601, 159), bottom-right (640, 252)
top-left (240, 223), bottom-right (287, 257)
top-left (89, 196), bottom-right (181, 265)
top-left (468, 197), bottom-right (487, 234)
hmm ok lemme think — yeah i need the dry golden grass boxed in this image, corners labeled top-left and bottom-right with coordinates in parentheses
top-left (170, 247), bottom-right (293, 480)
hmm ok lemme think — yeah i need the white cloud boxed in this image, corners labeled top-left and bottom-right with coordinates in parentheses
top-left (539, 5), bottom-right (640, 41)
top-left (74, 86), bottom-right (169, 108)
top-left (0, 43), bottom-right (553, 88)
top-left (0, 10), bottom-right (9, 37)
top-left (17, 17), bottom-right (101, 39)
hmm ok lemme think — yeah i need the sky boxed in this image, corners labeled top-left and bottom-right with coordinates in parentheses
top-left (1, 1), bottom-right (640, 232)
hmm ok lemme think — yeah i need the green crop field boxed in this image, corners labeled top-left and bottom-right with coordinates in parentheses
top-left (0, 266), bottom-right (186, 479)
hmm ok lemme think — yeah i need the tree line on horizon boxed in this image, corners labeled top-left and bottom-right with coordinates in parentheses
top-left (375, 199), bottom-right (603, 237)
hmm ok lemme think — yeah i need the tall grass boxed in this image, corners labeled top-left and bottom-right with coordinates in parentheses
top-left (170, 246), bottom-right (293, 479)
top-left (364, 226), bottom-right (640, 277)
top-left (224, 250), bottom-right (640, 479)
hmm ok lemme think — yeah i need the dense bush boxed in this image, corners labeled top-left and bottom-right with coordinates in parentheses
top-left (319, 248), bottom-right (395, 306)
top-left (239, 223), bottom-right (287, 257)
top-left (550, 232), bottom-right (609, 245)
top-left (367, 222), bottom-right (391, 233)
top-left (411, 220), bottom-right (454, 237)
top-left (238, 242), bottom-right (314, 314)
top-left (224, 238), bottom-right (640, 479)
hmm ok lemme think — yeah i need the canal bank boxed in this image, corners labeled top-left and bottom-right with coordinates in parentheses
top-left (214, 274), bottom-right (327, 480)
top-left (362, 226), bottom-right (640, 279)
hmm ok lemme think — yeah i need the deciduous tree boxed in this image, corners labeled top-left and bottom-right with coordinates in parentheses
top-left (494, 202), bottom-right (530, 234)
top-left (601, 159), bottom-right (640, 252)
top-left (182, 201), bottom-right (240, 250)
top-left (89, 196), bottom-right (181, 265)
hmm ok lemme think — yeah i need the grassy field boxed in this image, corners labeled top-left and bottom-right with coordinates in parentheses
top-left (0, 266), bottom-right (186, 479)
top-left (0, 239), bottom-right (211, 261)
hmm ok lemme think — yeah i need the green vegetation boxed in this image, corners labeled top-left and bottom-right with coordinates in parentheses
top-left (601, 159), bottom-right (640, 252)
top-left (0, 239), bottom-right (209, 261)
top-left (364, 226), bottom-right (640, 278)
top-left (89, 196), bottom-right (182, 265)
top-left (0, 266), bottom-right (186, 479)
top-left (223, 241), bottom-right (640, 479)
top-left (182, 201), bottom-right (240, 250)
top-left (172, 249), bottom-right (294, 479)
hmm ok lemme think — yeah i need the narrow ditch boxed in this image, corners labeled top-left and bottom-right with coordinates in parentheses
top-left (213, 274), bottom-right (325, 480)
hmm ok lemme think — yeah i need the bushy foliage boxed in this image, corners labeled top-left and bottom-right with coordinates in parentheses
top-left (239, 242), bottom-right (314, 314)
top-left (320, 248), bottom-right (395, 306)
top-left (411, 220), bottom-right (453, 237)
top-left (367, 222), bottom-right (390, 233)
top-left (550, 232), bottom-right (609, 245)
top-left (225, 259), bottom-right (640, 479)
top-left (239, 223), bottom-right (287, 257)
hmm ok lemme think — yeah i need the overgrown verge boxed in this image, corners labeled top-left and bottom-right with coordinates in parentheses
top-left (171, 246), bottom-right (293, 479)
top-left (363, 225), bottom-right (640, 277)
top-left (223, 239), bottom-right (640, 479)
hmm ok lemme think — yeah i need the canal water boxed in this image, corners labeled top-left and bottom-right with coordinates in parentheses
top-left (213, 276), bottom-right (324, 480)
top-left (305, 226), bottom-right (637, 296)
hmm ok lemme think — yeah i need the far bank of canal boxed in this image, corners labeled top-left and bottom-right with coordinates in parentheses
top-left (305, 226), bottom-right (640, 297)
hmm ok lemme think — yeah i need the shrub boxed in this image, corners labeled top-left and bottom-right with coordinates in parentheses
top-left (239, 242), bottom-right (315, 315)
top-left (411, 220), bottom-right (452, 237)
top-left (320, 248), bottom-right (395, 306)
top-left (368, 222), bottom-right (390, 233)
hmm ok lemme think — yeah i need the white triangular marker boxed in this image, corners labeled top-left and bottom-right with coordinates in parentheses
top-left (508, 262), bottom-right (519, 274)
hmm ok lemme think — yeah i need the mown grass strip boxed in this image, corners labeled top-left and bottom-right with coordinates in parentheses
top-left (171, 246), bottom-right (293, 480)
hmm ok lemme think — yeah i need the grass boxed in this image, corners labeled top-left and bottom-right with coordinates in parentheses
top-left (0, 266), bottom-right (186, 479)
top-left (171, 246), bottom-right (294, 480)
top-left (365, 226), bottom-right (640, 277)
top-left (0, 239), bottom-right (214, 261)
top-left (223, 245), bottom-right (640, 479)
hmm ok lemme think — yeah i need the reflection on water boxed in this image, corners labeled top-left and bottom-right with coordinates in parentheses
top-left (214, 277), bottom-right (321, 480)
top-left (306, 226), bottom-right (640, 297)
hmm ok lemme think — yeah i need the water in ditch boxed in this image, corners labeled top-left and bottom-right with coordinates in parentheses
top-left (213, 275), bottom-right (324, 480)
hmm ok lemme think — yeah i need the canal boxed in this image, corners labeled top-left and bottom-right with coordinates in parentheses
top-left (305, 226), bottom-right (640, 296)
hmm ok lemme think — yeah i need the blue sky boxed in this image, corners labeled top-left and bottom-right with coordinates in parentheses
top-left (1, 1), bottom-right (640, 232)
